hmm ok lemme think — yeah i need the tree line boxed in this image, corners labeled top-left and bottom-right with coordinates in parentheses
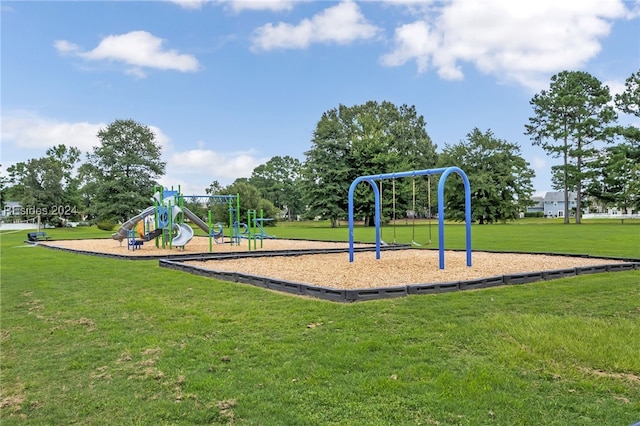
top-left (2, 70), bottom-right (638, 227)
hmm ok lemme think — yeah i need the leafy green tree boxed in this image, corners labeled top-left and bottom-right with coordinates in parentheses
top-left (615, 70), bottom-right (640, 117)
top-left (77, 162), bottom-right (100, 222)
top-left (525, 71), bottom-right (617, 223)
top-left (550, 164), bottom-right (578, 192)
top-left (84, 119), bottom-right (165, 223)
top-left (612, 70), bottom-right (640, 212)
top-left (249, 156), bottom-right (303, 220)
top-left (6, 145), bottom-right (82, 225)
top-left (302, 108), bottom-right (352, 226)
top-left (205, 180), bottom-right (224, 196)
top-left (588, 144), bottom-right (639, 213)
top-left (587, 70), bottom-right (640, 213)
top-left (438, 128), bottom-right (535, 224)
top-left (0, 165), bottom-right (8, 211)
top-left (206, 180), bottom-right (278, 225)
top-left (303, 101), bottom-right (437, 227)
top-left (183, 196), bottom-right (208, 222)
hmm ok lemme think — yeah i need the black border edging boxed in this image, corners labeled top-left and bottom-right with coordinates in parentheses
top-left (407, 281), bottom-right (460, 295)
top-left (36, 239), bottom-right (408, 261)
top-left (159, 253), bottom-right (640, 303)
top-left (36, 240), bottom-right (170, 261)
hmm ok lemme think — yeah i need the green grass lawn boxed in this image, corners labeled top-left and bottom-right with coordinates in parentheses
top-left (1, 222), bottom-right (639, 425)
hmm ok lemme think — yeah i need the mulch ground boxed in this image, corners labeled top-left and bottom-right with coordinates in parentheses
top-left (41, 237), bottom-right (627, 290)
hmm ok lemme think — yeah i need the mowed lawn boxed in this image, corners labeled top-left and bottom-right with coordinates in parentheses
top-left (1, 221), bottom-right (639, 425)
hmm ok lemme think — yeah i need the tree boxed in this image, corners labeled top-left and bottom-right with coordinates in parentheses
top-left (205, 180), bottom-right (224, 196)
top-left (615, 70), bottom-right (640, 117)
top-left (249, 156), bottom-right (304, 220)
top-left (612, 70), bottom-right (640, 213)
top-left (84, 119), bottom-right (165, 223)
top-left (587, 70), bottom-right (640, 213)
top-left (302, 101), bottom-right (437, 227)
top-left (587, 143), bottom-right (639, 213)
top-left (525, 71), bottom-right (617, 224)
top-left (6, 145), bottom-right (82, 225)
top-left (438, 128), bottom-right (535, 224)
top-left (0, 165), bottom-right (8, 211)
top-left (206, 179), bottom-right (279, 225)
top-left (302, 108), bottom-right (352, 226)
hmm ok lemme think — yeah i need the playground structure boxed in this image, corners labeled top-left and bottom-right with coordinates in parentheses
top-left (184, 195), bottom-right (275, 251)
top-left (348, 166), bottom-right (472, 269)
top-left (111, 186), bottom-right (275, 252)
top-left (111, 186), bottom-right (235, 251)
top-left (241, 209), bottom-right (276, 250)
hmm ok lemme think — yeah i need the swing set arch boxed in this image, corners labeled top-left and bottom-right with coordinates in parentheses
top-left (347, 166), bottom-right (472, 269)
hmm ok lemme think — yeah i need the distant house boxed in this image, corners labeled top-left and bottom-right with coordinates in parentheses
top-left (528, 191), bottom-right (637, 219)
top-left (526, 196), bottom-right (544, 215)
top-left (543, 191), bottom-right (580, 218)
top-left (527, 192), bottom-right (584, 218)
top-left (584, 200), bottom-right (637, 218)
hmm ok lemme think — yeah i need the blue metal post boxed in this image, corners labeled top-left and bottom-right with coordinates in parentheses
top-left (348, 177), bottom-right (381, 261)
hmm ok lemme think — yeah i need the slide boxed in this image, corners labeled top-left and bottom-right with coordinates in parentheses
top-left (172, 223), bottom-right (194, 247)
top-left (182, 207), bottom-right (222, 237)
top-left (112, 206), bottom-right (156, 241)
top-left (144, 228), bottom-right (163, 241)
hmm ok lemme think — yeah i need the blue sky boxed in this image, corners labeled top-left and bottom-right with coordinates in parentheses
top-left (2, 0), bottom-right (639, 196)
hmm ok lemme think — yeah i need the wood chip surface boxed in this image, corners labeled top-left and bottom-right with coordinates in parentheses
top-left (41, 237), bottom-right (628, 290)
top-left (188, 250), bottom-right (626, 289)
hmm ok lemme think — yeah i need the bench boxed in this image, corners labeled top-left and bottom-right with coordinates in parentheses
top-left (27, 231), bottom-right (51, 242)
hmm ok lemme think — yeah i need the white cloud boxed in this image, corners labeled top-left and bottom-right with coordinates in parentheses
top-left (604, 79), bottom-right (627, 97)
top-left (1, 112), bottom-right (172, 155)
top-left (380, 0), bottom-right (628, 91)
top-left (161, 147), bottom-right (267, 195)
top-left (0, 112), bottom-right (230, 195)
top-left (168, 0), bottom-right (295, 12)
top-left (167, 0), bottom-right (213, 9)
top-left (124, 66), bottom-right (147, 79)
top-left (54, 31), bottom-right (200, 76)
top-left (1, 113), bottom-right (105, 152)
top-left (53, 40), bottom-right (80, 54)
top-left (150, 127), bottom-right (172, 152)
top-left (532, 156), bottom-right (547, 170)
top-left (378, 20), bottom-right (440, 74)
top-left (626, 0), bottom-right (640, 18)
top-left (251, 0), bottom-right (379, 51)
top-left (167, 148), bottom-right (265, 183)
top-left (224, 0), bottom-right (297, 13)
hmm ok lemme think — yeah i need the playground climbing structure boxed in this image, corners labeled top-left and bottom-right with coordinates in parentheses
top-left (111, 186), bottom-right (243, 252)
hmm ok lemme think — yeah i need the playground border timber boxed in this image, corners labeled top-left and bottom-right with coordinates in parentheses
top-left (158, 249), bottom-right (640, 303)
top-left (33, 239), bottom-right (406, 261)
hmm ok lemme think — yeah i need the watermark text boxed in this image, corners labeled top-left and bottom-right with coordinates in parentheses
top-left (4, 205), bottom-right (78, 217)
